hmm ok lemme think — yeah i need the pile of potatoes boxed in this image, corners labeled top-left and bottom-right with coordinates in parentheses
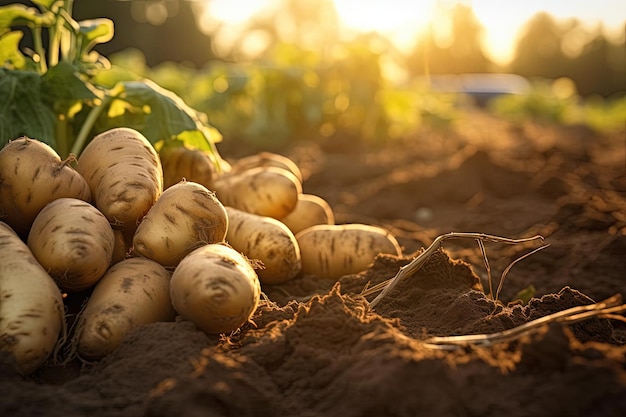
top-left (0, 127), bottom-right (402, 375)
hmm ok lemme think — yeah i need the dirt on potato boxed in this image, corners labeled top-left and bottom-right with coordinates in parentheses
top-left (2, 110), bottom-right (625, 417)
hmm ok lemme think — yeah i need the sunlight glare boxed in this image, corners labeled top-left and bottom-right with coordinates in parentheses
top-left (333, 0), bottom-right (436, 50)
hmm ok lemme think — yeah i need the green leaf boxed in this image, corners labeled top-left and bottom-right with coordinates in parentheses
top-left (0, 31), bottom-right (26, 69)
top-left (78, 18), bottom-right (113, 52)
top-left (108, 79), bottom-right (220, 150)
top-left (0, 4), bottom-right (43, 29)
top-left (41, 61), bottom-right (98, 108)
top-left (31, 0), bottom-right (59, 11)
top-left (0, 69), bottom-right (57, 147)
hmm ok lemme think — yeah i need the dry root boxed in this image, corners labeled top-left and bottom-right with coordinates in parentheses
top-left (364, 232), bottom-right (547, 308)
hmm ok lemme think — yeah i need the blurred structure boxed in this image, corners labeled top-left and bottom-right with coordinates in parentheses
top-left (418, 73), bottom-right (531, 107)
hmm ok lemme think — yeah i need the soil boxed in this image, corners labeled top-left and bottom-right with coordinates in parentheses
top-left (2, 109), bottom-right (625, 416)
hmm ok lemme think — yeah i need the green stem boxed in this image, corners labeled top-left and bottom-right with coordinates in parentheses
top-left (55, 116), bottom-right (69, 159)
top-left (70, 95), bottom-right (112, 156)
top-left (31, 26), bottom-right (47, 73)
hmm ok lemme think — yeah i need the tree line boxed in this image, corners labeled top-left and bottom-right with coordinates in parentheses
top-left (65, 1), bottom-right (624, 97)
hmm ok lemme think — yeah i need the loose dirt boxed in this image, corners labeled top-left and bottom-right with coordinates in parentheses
top-left (2, 110), bottom-right (625, 416)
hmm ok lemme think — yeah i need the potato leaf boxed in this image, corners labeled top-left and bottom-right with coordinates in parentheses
top-left (0, 31), bottom-right (26, 69)
top-left (0, 4), bottom-right (45, 29)
top-left (107, 79), bottom-right (219, 150)
top-left (0, 69), bottom-right (57, 147)
top-left (41, 61), bottom-right (98, 111)
top-left (77, 18), bottom-right (114, 54)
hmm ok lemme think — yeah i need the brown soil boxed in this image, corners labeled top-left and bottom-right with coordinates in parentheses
top-left (2, 110), bottom-right (625, 416)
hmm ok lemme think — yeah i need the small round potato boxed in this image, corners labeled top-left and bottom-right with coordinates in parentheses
top-left (170, 243), bottom-right (261, 334)
top-left (225, 207), bottom-right (302, 285)
top-left (27, 198), bottom-right (115, 291)
top-left (132, 181), bottom-right (228, 268)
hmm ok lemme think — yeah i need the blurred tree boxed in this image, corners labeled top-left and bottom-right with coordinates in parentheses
top-left (510, 13), bottom-right (625, 96)
top-left (510, 12), bottom-right (572, 80)
top-left (405, 4), bottom-right (492, 75)
top-left (72, 0), bottom-right (216, 67)
top-left (570, 32), bottom-right (626, 96)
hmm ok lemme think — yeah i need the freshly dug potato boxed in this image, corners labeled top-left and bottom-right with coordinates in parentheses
top-left (77, 127), bottom-right (163, 231)
top-left (27, 198), bottom-right (115, 291)
top-left (132, 181), bottom-right (228, 267)
top-left (211, 166), bottom-right (302, 220)
top-left (225, 207), bottom-right (301, 285)
top-left (170, 243), bottom-right (261, 334)
top-left (0, 137), bottom-right (91, 238)
top-left (0, 221), bottom-right (65, 375)
top-left (296, 224), bottom-right (403, 280)
top-left (159, 142), bottom-right (231, 190)
top-left (280, 193), bottom-right (335, 235)
top-left (73, 257), bottom-right (176, 361)
top-left (230, 152), bottom-right (303, 183)
top-left (111, 229), bottom-right (130, 265)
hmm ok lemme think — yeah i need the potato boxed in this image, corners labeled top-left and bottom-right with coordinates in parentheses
top-left (0, 221), bottom-right (65, 375)
top-left (73, 257), bottom-right (176, 361)
top-left (132, 181), bottom-right (228, 267)
top-left (170, 243), bottom-right (261, 334)
top-left (0, 137), bottom-right (91, 238)
top-left (280, 193), bottom-right (335, 235)
top-left (159, 142), bottom-right (231, 190)
top-left (211, 166), bottom-right (302, 220)
top-left (27, 198), bottom-right (115, 292)
top-left (77, 127), bottom-right (163, 231)
top-left (229, 151), bottom-right (303, 183)
top-left (225, 207), bottom-right (301, 285)
top-left (296, 224), bottom-right (403, 280)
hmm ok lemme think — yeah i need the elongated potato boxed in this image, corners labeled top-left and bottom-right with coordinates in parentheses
top-left (170, 243), bottom-right (261, 334)
top-left (77, 127), bottom-right (163, 231)
top-left (27, 198), bottom-right (115, 291)
top-left (229, 152), bottom-right (303, 183)
top-left (211, 166), bottom-right (302, 220)
top-left (0, 137), bottom-right (91, 238)
top-left (280, 194), bottom-right (335, 235)
top-left (296, 224), bottom-right (403, 280)
top-left (225, 207), bottom-right (301, 285)
top-left (132, 181), bottom-right (228, 267)
top-left (159, 142), bottom-right (231, 190)
top-left (73, 257), bottom-right (176, 360)
top-left (0, 221), bottom-right (65, 375)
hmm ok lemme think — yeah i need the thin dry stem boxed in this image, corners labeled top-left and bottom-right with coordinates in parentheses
top-left (477, 238), bottom-right (493, 298)
top-left (494, 243), bottom-right (550, 303)
top-left (367, 232), bottom-right (545, 309)
top-left (422, 294), bottom-right (625, 350)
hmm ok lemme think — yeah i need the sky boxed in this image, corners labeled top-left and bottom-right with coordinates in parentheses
top-left (200, 0), bottom-right (626, 65)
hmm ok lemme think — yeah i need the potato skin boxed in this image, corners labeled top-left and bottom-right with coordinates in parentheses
top-left (77, 127), bottom-right (163, 231)
top-left (132, 181), bottom-right (228, 267)
top-left (170, 243), bottom-right (261, 334)
top-left (296, 224), bottom-right (403, 280)
top-left (159, 143), bottom-right (231, 190)
top-left (211, 166), bottom-right (302, 220)
top-left (27, 198), bottom-right (115, 292)
top-left (74, 257), bottom-right (175, 361)
top-left (0, 221), bottom-right (65, 375)
top-left (0, 137), bottom-right (91, 238)
top-left (229, 152), bottom-right (303, 183)
top-left (280, 194), bottom-right (335, 235)
top-left (225, 207), bottom-right (302, 285)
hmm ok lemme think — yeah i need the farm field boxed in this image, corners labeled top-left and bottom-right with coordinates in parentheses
top-left (2, 109), bottom-right (625, 417)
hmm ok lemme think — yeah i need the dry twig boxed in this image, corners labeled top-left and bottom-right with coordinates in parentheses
top-left (366, 232), bottom-right (545, 309)
top-left (422, 294), bottom-right (626, 350)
